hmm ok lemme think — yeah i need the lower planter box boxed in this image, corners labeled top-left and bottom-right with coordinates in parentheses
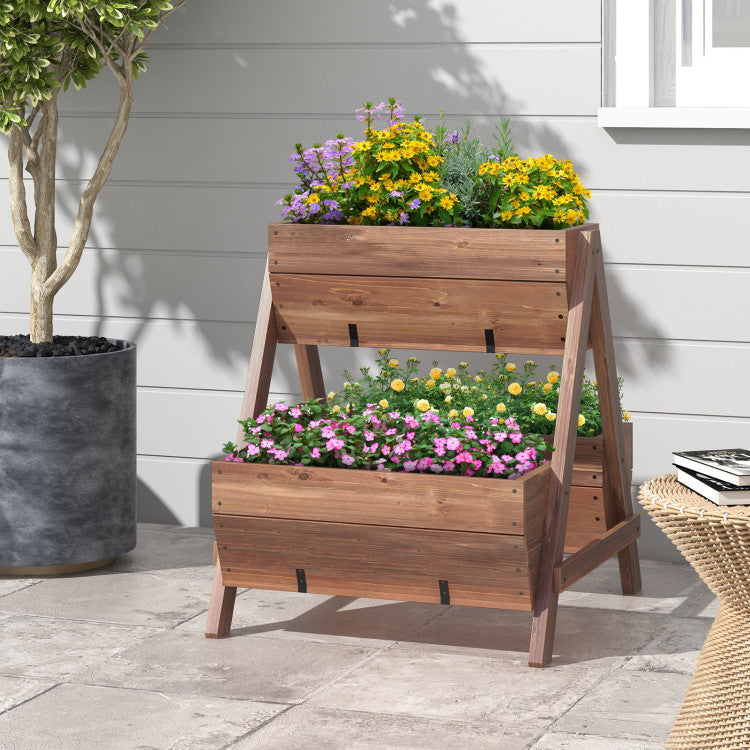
top-left (211, 423), bottom-right (633, 611)
top-left (213, 461), bottom-right (550, 611)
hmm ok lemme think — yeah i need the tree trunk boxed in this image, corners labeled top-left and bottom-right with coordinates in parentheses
top-left (30, 258), bottom-right (55, 343)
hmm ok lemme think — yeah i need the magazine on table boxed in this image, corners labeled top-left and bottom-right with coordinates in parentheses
top-left (675, 466), bottom-right (750, 505)
top-left (672, 449), bottom-right (750, 487)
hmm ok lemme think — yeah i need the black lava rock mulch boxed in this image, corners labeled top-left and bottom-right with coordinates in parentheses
top-left (0, 334), bottom-right (124, 358)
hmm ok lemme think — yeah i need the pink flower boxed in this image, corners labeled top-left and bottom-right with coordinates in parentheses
top-left (224, 455), bottom-right (233, 462)
top-left (344, 424), bottom-right (356, 435)
top-left (393, 440), bottom-right (412, 455)
top-left (274, 402), bottom-right (288, 412)
top-left (381, 445), bottom-right (391, 456)
top-left (443, 461), bottom-right (456, 472)
top-left (464, 428), bottom-right (478, 440)
top-left (417, 457), bottom-right (433, 471)
top-left (310, 447), bottom-right (321, 459)
top-left (446, 437), bottom-right (462, 451)
top-left (341, 454), bottom-right (356, 466)
top-left (406, 431), bottom-right (415, 440)
top-left (293, 424), bottom-right (303, 433)
top-left (246, 444), bottom-right (260, 456)
top-left (510, 432), bottom-right (523, 444)
top-left (260, 439), bottom-right (275, 449)
top-left (403, 460), bottom-right (418, 472)
top-left (430, 463), bottom-right (444, 473)
top-left (494, 432), bottom-right (508, 442)
top-left (326, 437), bottom-right (345, 451)
top-left (364, 431), bottom-right (375, 441)
top-left (290, 407), bottom-right (302, 418)
top-left (455, 451), bottom-right (474, 464)
top-left (321, 426), bottom-right (336, 439)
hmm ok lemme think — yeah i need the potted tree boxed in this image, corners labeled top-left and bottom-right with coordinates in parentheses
top-left (0, 0), bottom-right (187, 574)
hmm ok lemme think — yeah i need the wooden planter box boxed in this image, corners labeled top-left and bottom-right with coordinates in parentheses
top-left (206, 221), bottom-right (642, 667)
top-left (213, 462), bottom-right (550, 610)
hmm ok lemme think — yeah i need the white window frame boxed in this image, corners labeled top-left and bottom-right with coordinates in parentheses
top-left (598, 0), bottom-right (750, 128)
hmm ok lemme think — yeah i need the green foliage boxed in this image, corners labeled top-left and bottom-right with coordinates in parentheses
top-left (432, 116), bottom-right (517, 225)
top-left (0, 0), bottom-right (176, 133)
top-left (332, 349), bottom-right (628, 438)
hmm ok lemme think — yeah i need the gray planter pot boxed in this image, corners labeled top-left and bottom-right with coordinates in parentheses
top-left (0, 341), bottom-right (136, 571)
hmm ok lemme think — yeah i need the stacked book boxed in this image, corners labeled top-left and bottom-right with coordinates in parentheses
top-left (673, 449), bottom-right (750, 505)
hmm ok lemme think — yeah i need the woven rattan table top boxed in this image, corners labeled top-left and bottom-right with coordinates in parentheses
top-left (640, 473), bottom-right (750, 525)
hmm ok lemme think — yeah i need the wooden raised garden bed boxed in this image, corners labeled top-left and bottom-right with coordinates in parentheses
top-left (206, 222), bottom-right (642, 668)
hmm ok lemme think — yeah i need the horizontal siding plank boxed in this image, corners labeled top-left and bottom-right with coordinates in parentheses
top-left (592, 193), bottom-right (750, 266)
top-left (0, 249), bottom-right (265, 323)
top-left (5, 118), bottom-right (750, 192)
top-left (60, 46), bottom-right (599, 117)
top-left (0, 184), bottom-right (282, 253)
top-left (154, 0), bottom-right (601, 45)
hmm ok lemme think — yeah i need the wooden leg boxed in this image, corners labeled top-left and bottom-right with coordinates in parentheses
top-left (294, 344), bottom-right (326, 400)
top-left (529, 232), bottom-right (596, 668)
top-left (589, 240), bottom-right (642, 595)
top-left (205, 559), bottom-right (237, 639)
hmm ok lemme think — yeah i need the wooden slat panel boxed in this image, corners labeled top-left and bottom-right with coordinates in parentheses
top-left (269, 224), bottom-right (574, 281)
top-left (271, 274), bottom-right (569, 352)
top-left (212, 461), bottom-right (548, 535)
top-left (563, 487), bottom-right (608, 553)
top-left (215, 515), bottom-right (534, 609)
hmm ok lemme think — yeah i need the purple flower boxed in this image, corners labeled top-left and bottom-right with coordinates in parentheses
top-left (390, 190), bottom-right (403, 198)
top-left (408, 199), bottom-right (421, 210)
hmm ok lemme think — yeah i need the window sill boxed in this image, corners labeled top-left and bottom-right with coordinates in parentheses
top-left (598, 107), bottom-right (750, 128)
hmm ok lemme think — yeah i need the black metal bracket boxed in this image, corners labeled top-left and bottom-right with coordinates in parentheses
top-left (296, 568), bottom-right (307, 593)
top-left (438, 579), bottom-right (450, 605)
top-left (348, 323), bottom-right (359, 348)
top-left (484, 329), bottom-right (495, 354)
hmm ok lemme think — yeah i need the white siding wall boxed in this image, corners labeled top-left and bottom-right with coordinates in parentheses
top-left (2, 0), bottom-right (748, 559)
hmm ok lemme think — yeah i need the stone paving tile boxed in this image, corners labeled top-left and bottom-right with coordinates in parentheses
top-left (232, 705), bottom-right (542, 750)
top-left (0, 613), bottom-right (160, 681)
top-left (0, 675), bottom-right (56, 715)
top-left (0, 578), bottom-right (42, 598)
top-left (178, 589), bottom-right (443, 648)
top-left (101, 529), bottom-right (216, 579)
top-left (78, 628), bottom-right (379, 703)
top-left (0, 571), bottom-right (211, 628)
top-left (551, 668), bottom-right (690, 742)
top-left (396, 604), bottom-right (663, 668)
top-left (625, 616), bottom-right (710, 675)
top-left (529, 732), bottom-right (663, 750)
top-left (308, 647), bottom-right (606, 724)
top-left (0, 683), bottom-right (286, 750)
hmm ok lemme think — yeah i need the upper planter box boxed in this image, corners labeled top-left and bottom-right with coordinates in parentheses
top-left (268, 222), bottom-right (598, 355)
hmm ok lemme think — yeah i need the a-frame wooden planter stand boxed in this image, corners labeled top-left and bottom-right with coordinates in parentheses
top-left (206, 222), bottom-right (642, 668)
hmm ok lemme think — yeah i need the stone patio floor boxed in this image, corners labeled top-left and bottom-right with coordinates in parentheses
top-left (0, 523), bottom-right (716, 749)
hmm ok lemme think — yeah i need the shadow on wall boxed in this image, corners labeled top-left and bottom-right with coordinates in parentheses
top-left (21, 1), bottom-right (672, 523)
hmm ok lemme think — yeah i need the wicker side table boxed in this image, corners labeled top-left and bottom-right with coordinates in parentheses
top-left (639, 475), bottom-right (750, 750)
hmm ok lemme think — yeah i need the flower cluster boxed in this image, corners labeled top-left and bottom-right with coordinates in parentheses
top-left (278, 98), bottom-right (460, 227)
top-left (476, 154), bottom-right (591, 229)
top-left (277, 136), bottom-right (355, 223)
top-left (334, 350), bottom-right (628, 437)
top-left (223, 398), bottom-right (548, 479)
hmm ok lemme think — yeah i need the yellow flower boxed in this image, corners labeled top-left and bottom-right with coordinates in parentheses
top-left (430, 367), bottom-right (442, 380)
top-left (378, 348), bottom-right (388, 355)
top-left (391, 379), bottom-right (405, 392)
top-left (332, 405), bottom-right (341, 413)
top-left (623, 411), bottom-right (631, 421)
top-left (448, 409), bottom-right (459, 419)
top-left (533, 403), bottom-right (548, 416)
top-left (446, 368), bottom-right (457, 378)
top-left (459, 362), bottom-right (469, 369)
top-left (425, 379), bottom-right (435, 388)
top-left (416, 399), bottom-right (431, 412)
top-left (546, 412), bottom-right (556, 421)
top-left (327, 391), bottom-right (336, 400)
top-left (547, 371), bottom-right (559, 384)
top-left (462, 407), bottom-right (474, 418)
top-left (496, 403), bottom-right (506, 412)
top-left (508, 383), bottom-right (522, 396)
top-left (306, 194), bottom-right (320, 204)
top-left (543, 383), bottom-right (553, 393)
top-left (578, 414), bottom-right (586, 427)
top-left (475, 375), bottom-right (483, 383)
top-left (506, 363), bottom-right (516, 372)
top-left (444, 395), bottom-right (452, 403)
top-left (388, 358), bottom-right (399, 368)
top-left (377, 399), bottom-right (389, 410)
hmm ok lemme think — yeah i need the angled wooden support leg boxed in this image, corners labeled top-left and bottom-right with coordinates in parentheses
top-left (529, 231), bottom-right (597, 668)
top-left (205, 543), bottom-right (237, 638)
top-left (236, 271), bottom-right (278, 446)
top-left (589, 235), bottom-right (642, 596)
top-left (294, 344), bottom-right (326, 400)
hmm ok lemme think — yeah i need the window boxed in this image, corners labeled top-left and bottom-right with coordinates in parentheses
top-left (599, 0), bottom-right (750, 127)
